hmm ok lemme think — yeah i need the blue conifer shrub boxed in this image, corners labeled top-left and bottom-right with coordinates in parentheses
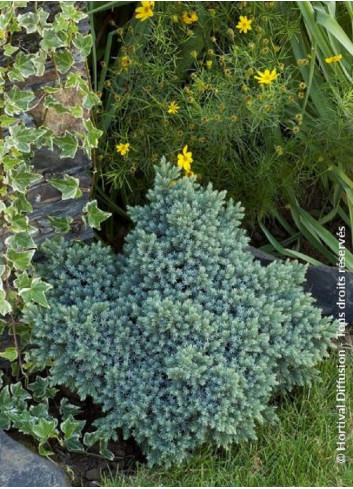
top-left (27, 161), bottom-right (338, 467)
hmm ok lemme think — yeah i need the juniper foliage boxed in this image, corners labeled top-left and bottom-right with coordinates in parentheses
top-left (27, 161), bottom-right (337, 466)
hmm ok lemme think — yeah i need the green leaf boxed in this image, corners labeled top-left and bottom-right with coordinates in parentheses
top-left (4, 86), bottom-right (35, 116)
top-left (83, 200), bottom-right (111, 230)
top-left (11, 382), bottom-right (32, 404)
top-left (7, 164), bottom-right (42, 193)
top-left (3, 43), bottom-right (19, 56)
top-left (60, 3), bottom-right (87, 22)
top-left (0, 347), bottom-right (18, 362)
top-left (0, 115), bottom-right (18, 127)
top-left (6, 249), bottom-right (35, 270)
top-left (83, 119), bottom-right (103, 153)
top-left (8, 52), bottom-right (36, 82)
top-left (8, 125), bottom-right (46, 153)
top-left (60, 398), bottom-right (82, 418)
top-left (41, 28), bottom-right (66, 51)
top-left (54, 131), bottom-right (78, 159)
top-left (28, 376), bottom-right (58, 402)
top-left (5, 232), bottom-right (36, 251)
top-left (82, 91), bottom-right (101, 110)
top-left (47, 216), bottom-right (73, 233)
top-left (14, 271), bottom-right (32, 290)
top-left (53, 50), bottom-right (74, 74)
top-left (32, 418), bottom-right (58, 442)
top-left (32, 49), bottom-right (47, 77)
top-left (73, 32), bottom-right (93, 58)
top-left (0, 289), bottom-right (12, 316)
top-left (50, 174), bottom-right (81, 200)
top-left (61, 415), bottom-right (85, 451)
top-left (18, 277), bottom-right (52, 308)
top-left (17, 11), bottom-right (39, 33)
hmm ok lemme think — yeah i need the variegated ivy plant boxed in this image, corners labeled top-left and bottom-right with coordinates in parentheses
top-left (0, 1), bottom-right (111, 458)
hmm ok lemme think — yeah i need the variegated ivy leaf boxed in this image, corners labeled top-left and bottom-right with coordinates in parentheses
top-left (4, 86), bottom-right (35, 116)
top-left (83, 200), bottom-right (111, 230)
top-left (3, 43), bottom-right (18, 56)
top-left (32, 49), bottom-right (47, 77)
top-left (60, 2), bottom-right (87, 22)
top-left (8, 52), bottom-right (36, 82)
top-left (17, 277), bottom-right (52, 308)
top-left (49, 174), bottom-right (82, 200)
top-left (6, 164), bottom-right (42, 193)
top-left (5, 232), bottom-right (36, 251)
top-left (0, 346), bottom-right (17, 361)
top-left (53, 50), bottom-right (74, 74)
top-left (40, 28), bottom-right (66, 51)
top-left (0, 288), bottom-right (12, 316)
top-left (53, 131), bottom-right (78, 159)
top-left (83, 119), bottom-right (103, 152)
top-left (82, 91), bottom-right (101, 110)
top-left (17, 9), bottom-right (49, 34)
top-left (8, 125), bottom-right (46, 153)
top-left (73, 33), bottom-right (93, 58)
top-left (6, 248), bottom-right (35, 271)
top-left (48, 216), bottom-right (73, 233)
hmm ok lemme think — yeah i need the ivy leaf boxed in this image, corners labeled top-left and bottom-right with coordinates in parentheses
top-left (54, 131), bottom-right (78, 159)
top-left (32, 418), bottom-right (58, 447)
top-left (6, 249), bottom-right (35, 270)
top-left (73, 33), bottom-right (93, 58)
top-left (0, 346), bottom-right (17, 362)
top-left (50, 175), bottom-right (81, 200)
top-left (41, 28), bottom-right (66, 51)
top-left (60, 398), bottom-right (82, 418)
top-left (83, 200), bottom-right (111, 230)
top-left (0, 115), bottom-right (18, 127)
top-left (17, 12), bottom-right (38, 33)
top-left (13, 271), bottom-right (31, 290)
top-left (18, 277), bottom-right (52, 308)
top-left (9, 125), bottom-right (46, 153)
top-left (3, 43), bottom-right (19, 56)
top-left (7, 164), bottom-right (42, 193)
top-left (60, 3), bottom-right (87, 22)
top-left (47, 216), bottom-right (73, 233)
top-left (83, 119), bottom-right (103, 153)
top-left (53, 50), bottom-right (74, 74)
top-left (4, 87), bottom-right (35, 116)
top-left (28, 376), bottom-right (58, 402)
top-left (82, 91), bottom-right (101, 110)
top-left (0, 289), bottom-right (12, 316)
top-left (32, 49), bottom-right (47, 77)
top-left (61, 415), bottom-right (85, 452)
top-left (5, 232), bottom-right (36, 251)
top-left (8, 52), bottom-right (35, 82)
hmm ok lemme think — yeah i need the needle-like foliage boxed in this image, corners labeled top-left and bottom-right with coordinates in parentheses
top-left (27, 161), bottom-right (337, 466)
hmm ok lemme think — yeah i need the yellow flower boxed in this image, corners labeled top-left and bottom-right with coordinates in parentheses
top-left (177, 145), bottom-right (193, 172)
top-left (181, 11), bottom-right (198, 24)
top-left (325, 53), bottom-right (342, 64)
top-left (206, 59), bottom-right (213, 70)
top-left (168, 101), bottom-right (180, 114)
top-left (120, 55), bottom-right (131, 72)
top-left (116, 142), bottom-right (130, 156)
top-left (254, 68), bottom-right (279, 85)
top-left (135, 1), bottom-right (154, 22)
top-left (184, 169), bottom-right (195, 177)
top-left (236, 15), bottom-right (253, 34)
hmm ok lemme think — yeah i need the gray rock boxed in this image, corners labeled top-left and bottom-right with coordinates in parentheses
top-left (0, 431), bottom-right (69, 487)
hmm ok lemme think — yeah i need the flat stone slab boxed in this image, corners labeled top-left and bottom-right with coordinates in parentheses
top-left (0, 431), bottom-right (69, 487)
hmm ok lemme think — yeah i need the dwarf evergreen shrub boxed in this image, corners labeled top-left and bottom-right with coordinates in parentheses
top-left (27, 161), bottom-right (337, 467)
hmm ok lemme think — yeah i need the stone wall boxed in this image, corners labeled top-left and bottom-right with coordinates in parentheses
top-left (0, 2), bottom-right (93, 248)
